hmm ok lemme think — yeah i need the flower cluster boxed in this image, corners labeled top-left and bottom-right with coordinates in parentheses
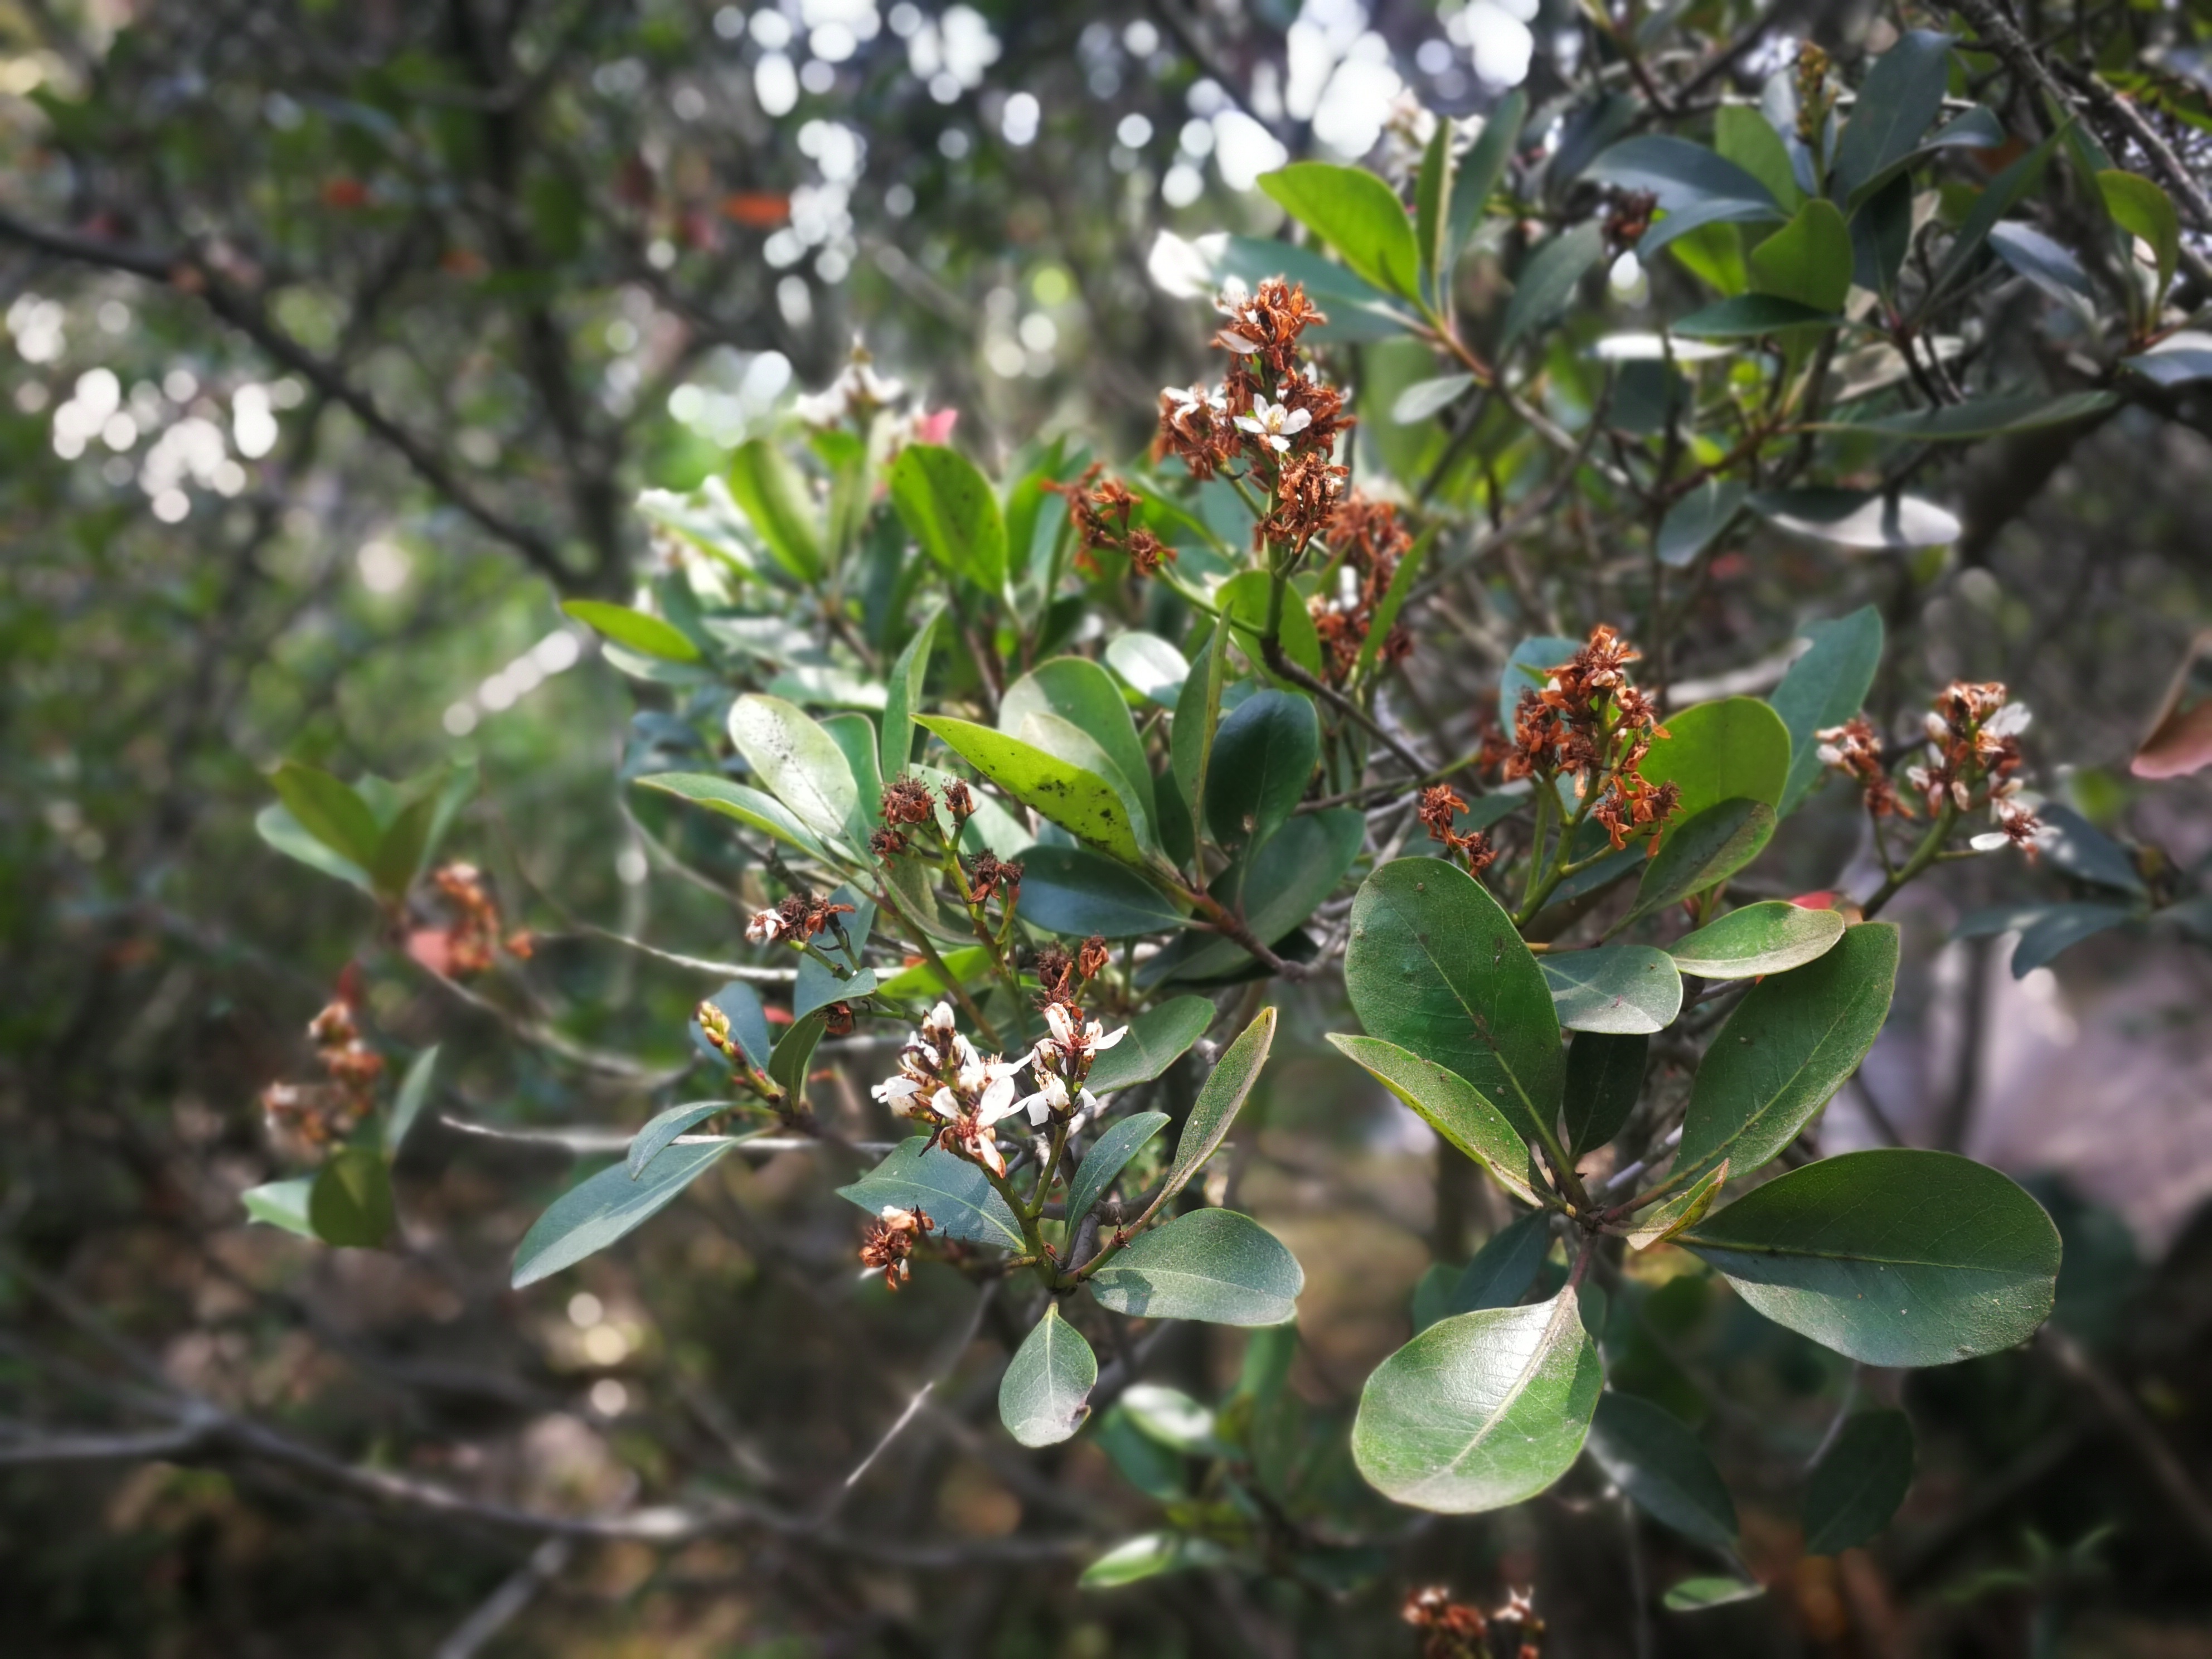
top-left (1311, 493), bottom-right (1417, 685)
top-left (870, 772), bottom-right (943, 861)
top-left (1152, 278), bottom-right (1352, 553)
top-left (259, 999), bottom-right (384, 1153)
top-left (870, 1002), bottom-right (1032, 1176)
top-left (1016, 937), bottom-right (1122, 1128)
top-left (1506, 625), bottom-right (1679, 850)
top-left (1815, 714), bottom-right (1907, 818)
top-left (857, 1204), bottom-right (935, 1291)
top-left (1915, 682), bottom-right (2040, 853)
top-left (1417, 785), bottom-right (1498, 876)
top-left (412, 862), bottom-right (531, 978)
top-left (792, 343), bottom-right (958, 449)
top-left (1045, 464), bottom-right (1171, 576)
top-left (745, 890), bottom-right (857, 947)
top-left (1401, 1584), bottom-right (1545, 1659)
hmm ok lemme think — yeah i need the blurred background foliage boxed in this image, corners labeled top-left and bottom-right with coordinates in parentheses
top-left (5, 0), bottom-right (2212, 1655)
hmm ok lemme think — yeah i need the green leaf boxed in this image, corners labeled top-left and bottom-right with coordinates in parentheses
top-left (726, 694), bottom-right (861, 848)
top-left (634, 772), bottom-right (835, 862)
top-left (1066, 1112), bottom-right (1170, 1224)
top-left (1924, 134), bottom-right (2056, 312)
top-left (368, 789), bottom-right (439, 900)
top-left (792, 887), bottom-right (876, 1018)
top-left (1449, 1210), bottom-right (1552, 1314)
top-left (1847, 106), bottom-right (2005, 211)
top-left (1351, 1290), bottom-right (1604, 1513)
top-left (1149, 808), bottom-right (1362, 982)
top-left (307, 1145), bottom-right (394, 1248)
top-left (2009, 902), bottom-right (2133, 977)
top-left (1627, 799), bottom-right (1778, 923)
top-left (1118, 1382), bottom-right (1220, 1453)
top-left (1206, 690), bottom-right (1317, 848)
top-left (1587, 1391), bottom-right (1738, 1549)
top-left (1327, 1035), bottom-right (1542, 1207)
top-left (1672, 293), bottom-right (1841, 338)
top-left (559, 598), bottom-right (701, 663)
top-left (1079, 1532), bottom-right (1229, 1589)
top-left (1002, 657), bottom-right (1157, 823)
top-left (1085, 997), bottom-right (1215, 1097)
top-left (1771, 605), bottom-right (1884, 814)
top-left (999, 1303), bottom-right (1098, 1447)
top-left (1258, 161), bottom-right (1423, 301)
top-left (241, 1176), bottom-right (319, 1238)
top-left (879, 612), bottom-right (939, 780)
top-left (1216, 569), bottom-right (1326, 681)
top-left (512, 1141), bottom-right (734, 1288)
top-left (627, 1102), bottom-right (738, 1180)
top-left (1681, 1148), bottom-right (2061, 1365)
top-left (1804, 1410), bottom-right (1915, 1554)
top-left (1589, 135), bottom-right (1782, 216)
top-left (726, 437), bottom-right (825, 582)
top-left (1391, 372), bottom-right (1477, 425)
top-left (1751, 487), bottom-right (1961, 550)
top-left (1542, 945), bottom-right (1684, 1035)
top-left (891, 443), bottom-right (1007, 591)
top-left (1157, 1008), bottom-right (1273, 1206)
top-left (2122, 330), bottom-right (2212, 387)
top-left (1832, 31), bottom-right (1954, 203)
top-left (1657, 478), bottom-right (1747, 568)
top-left (1624, 1160), bottom-right (1729, 1250)
top-left (919, 715), bottom-right (1147, 866)
top-left (270, 762), bottom-right (383, 871)
top-left (1090, 1207), bottom-right (1303, 1326)
top-left (1017, 847), bottom-right (1185, 938)
top-left (818, 712), bottom-right (882, 837)
top-left (1715, 105), bottom-right (1801, 213)
top-left (2037, 803), bottom-right (2147, 897)
top-left (1639, 697), bottom-right (1792, 820)
top-left (873, 946), bottom-right (991, 1003)
top-left (1669, 901), bottom-right (1845, 979)
top-left (386, 1045), bottom-right (439, 1157)
top-left (1498, 634), bottom-right (1582, 711)
top-left (837, 1136), bottom-right (1025, 1249)
top-left (1564, 1031), bottom-right (1647, 1156)
top-left (1816, 390), bottom-right (2117, 442)
top-left (1414, 114), bottom-right (1453, 295)
top-left (1345, 858), bottom-right (1564, 1152)
top-left (1502, 221), bottom-right (1606, 349)
top-left (1105, 631), bottom-right (1189, 707)
top-left (256, 803), bottom-right (373, 894)
top-left (1196, 232), bottom-right (1423, 342)
top-left (1675, 922), bottom-right (1899, 1182)
top-left (1664, 1576), bottom-right (1766, 1612)
top-left (1446, 90), bottom-right (1524, 266)
top-left (2099, 169), bottom-right (2180, 302)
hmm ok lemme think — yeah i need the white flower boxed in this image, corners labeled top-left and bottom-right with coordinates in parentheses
top-left (1816, 741), bottom-right (1845, 767)
top-left (1163, 382), bottom-right (1225, 414)
top-left (870, 1074), bottom-right (925, 1108)
top-left (1233, 397), bottom-right (1311, 452)
top-left (1985, 701), bottom-right (2032, 738)
top-left (1014, 1072), bottom-right (1070, 1126)
top-left (966, 1052), bottom-right (1032, 1126)
top-left (1968, 832), bottom-right (2011, 851)
top-left (745, 908), bottom-right (785, 944)
top-left (1924, 710), bottom-right (1951, 743)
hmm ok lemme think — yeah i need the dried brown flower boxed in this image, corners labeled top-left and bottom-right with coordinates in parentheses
top-left (858, 1203), bottom-right (935, 1290)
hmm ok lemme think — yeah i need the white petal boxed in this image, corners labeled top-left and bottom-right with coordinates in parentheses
top-left (976, 1073), bottom-right (1020, 1124)
top-left (1233, 414), bottom-right (1263, 435)
top-left (1986, 702), bottom-right (2032, 737)
top-left (1267, 434), bottom-right (1289, 452)
top-left (1283, 408), bottom-right (1312, 433)
top-left (1020, 1091), bottom-right (1052, 1126)
top-left (1091, 1024), bottom-right (1127, 1051)
top-left (1969, 832), bottom-right (2011, 852)
top-left (929, 1086), bottom-right (960, 1119)
top-left (1045, 1004), bottom-right (1075, 1045)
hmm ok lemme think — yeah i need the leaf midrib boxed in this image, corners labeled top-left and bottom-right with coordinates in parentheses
top-left (1417, 1292), bottom-right (1580, 1496)
top-left (1680, 1235), bottom-right (2043, 1275)
top-left (1377, 884), bottom-right (1546, 1127)
top-left (1681, 964), bottom-right (1881, 1173)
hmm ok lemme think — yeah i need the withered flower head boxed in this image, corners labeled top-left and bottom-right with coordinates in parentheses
top-left (938, 777), bottom-right (976, 820)
top-left (870, 826), bottom-right (910, 862)
top-left (1417, 784), bottom-right (1501, 875)
top-left (881, 774), bottom-right (937, 827)
top-left (428, 861), bottom-right (512, 976)
top-left (1258, 450), bottom-right (1348, 552)
top-left (1154, 381), bottom-right (1239, 480)
top-left (1602, 187), bottom-right (1658, 250)
top-left (823, 1000), bottom-right (856, 1037)
top-left (1403, 1586), bottom-right (1489, 1659)
top-left (964, 851), bottom-right (1022, 907)
top-left (1816, 714), bottom-right (1910, 819)
top-left (1214, 277), bottom-right (1328, 371)
top-left (1076, 934), bottom-right (1111, 981)
top-left (1032, 944), bottom-right (1075, 1004)
top-left (858, 1203), bottom-right (935, 1290)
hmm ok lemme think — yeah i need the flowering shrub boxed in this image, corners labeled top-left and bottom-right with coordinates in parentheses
top-left (242, 22), bottom-right (2212, 1627)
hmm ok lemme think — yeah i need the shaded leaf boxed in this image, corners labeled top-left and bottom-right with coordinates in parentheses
top-left (1542, 945), bottom-right (1684, 1035)
top-left (1588, 1391), bottom-right (1738, 1548)
top-left (386, 1045), bottom-right (440, 1156)
top-left (1672, 294), bottom-right (1841, 337)
top-left (1815, 390), bottom-right (2116, 441)
top-left (1018, 846), bottom-right (1186, 938)
top-left (270, 762), bottom-right (382, 871)
top-left (1657, 478), bottom-right (1747, 568)
top-left (999, 1303), bottom-right (1097, 1447)
top-left (1085, 996), bottom-right (1215, 1096)
top-left (1449, 1210), bottom-right (1552, 1314)
top-left (1447, 90), bottom-right (1525, 267)
top-left (309, 1146), bottom-right (393, 1248)
top-left (1627, 799), bottom-right (1778, 923)
top-left (1771, 606), bottom-right (1883, 813)
top-left (1749, 199), bottom-right (1853, 313)
top-left (1328, 1035), bottom-right (1542, 1207)
top-left (1206, 689), bottom-right (1318, 848)
top-left (1752, 487), bottom-right (1961, 549)
top-left (1065, 1112), bottom-right (1170, 1224)
top-left (2099, 169), bottom-right (2180, 300)
top-left (1502, 222), bottom-right (1606, 348)
top-left (1804, 1410), bottom-right (1915, 1553)
top-left (255, 803), bottom-right (373, 894)
top-left (1564, 1031), bottom-right (1647, 1156)
top-left (837, 1136), bottom-right (1025, 1249)
top-left (1148, 808), bottom-right (1362, 982)
top-left (1831, 30), bottom-right (1954, 202)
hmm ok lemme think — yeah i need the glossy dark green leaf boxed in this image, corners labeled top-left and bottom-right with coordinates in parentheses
top-left (1639, 697), bottom-right (1791, 821)
top-left (1002, 656), bottom-right (1157, 823)
top-left (2034, 804), bottom-right (2146, 896)
top-left (634, 771), bottom-right (835, 862)
top-left (1668, 901), bottom-right (1846, 979)
top-left (2099, 169), bottom-right (2179, 300)
top-left (1815, 391), bottom-right (2117, 442)
top-left (2122, 331), bottom-right (2212, 387)
top-left (1346, 858), bottom-right (1564, 1151)
top-left (1564, 1031), bottom-right (1647, 1156)
top-left (879, 610), bottom-right (939, 779)
top-left (1771, 605), bottom-right (1883, 813)
top-left (1657, 478), bottom-right (1746, 567)
top-left (890, 442), bottom-right (1006, 590)
top-left (1588, 1391), bottom-right (1738, 1548)
top-left (1680, 1149), bottom-right (2061, 1366)
top-left (1498, 634), bottom-right (1581, 712)
top-left (1924, 134), bottom-right (2056, 311)
top-left (1624, 1160), bottom-right (1729, 1250)
top-left (1258, 161), bottom-right (1423, 300)
top-left (727, 437), bottom-right (826, 581)
top-left (1803, 1409), bottom-right (1915, 1553)
top-left (1449, 1210), bottom-right (1551, 1314)
top-left (1351, 1290), bottom-right (1603, 1512)
top-left (255, 803), bottom-right (374, 893)
top-left (700, 981), bottom-right (774, 1073)
top-left (1589, 135), bottom-right (1782, 217)
top-left (1502, 221), bottom-right (1605, 348)
top-left (1542, 945), bottom-right (1684, 1035)
top-left (2009, 903), bottom-right (2133, 977)
top-left (308, 1146), bottom-right (393, 1248)
top-left (1628, 799), bottom-right (1778, 923)
top-left (626, 1104), bottom-right (748, 1181)
top-left (1017, 846), bottom-right (1185, 938)
top-left (1085, 996), bottom-right (1214, 1096)
top-left (726, 693), bottom-right (861, 847)
top-left (1089, 1207), bottom-right (1303, 1326)
top-left (999, 1302), bottom-right (1098, 1447)
top-left (1446, 90), bottom-right (1524, 266)
top-left (1328, 1034), bottom-right (1541, 1207)
top-left (1206, 690), bottom-right (1318, 848)
top-left (386, 1044), bottom-right (440, 1156)
top-left (1675, 922), bottom-right (1898, 1182)
top-left (918, 715), bottom-right (1147, 866)
top-left (367, 789), bottom-right (438, 899)
top-left (837, 1136), bottom-right (1025, 1249)
top-left (560, 598), bottom-right (701, 663)
top-left (512, 1141), bottom-right (734, 1287)
top-left (767, 1006), bottom-right (830, 1102)
top-left (1672, 294), bottom-right (1841, 337)
top-left (1197, 234), bottom-right (1422, 342)
top-left (1831, 31), bottom-right (1953, 202)
top-left (1156, 1008), bottom-right (1273, 1207)
top-left (1152, 808), bottom-right (1362, 982)
top-left (1846, 105), bottom-right (2005, 211)
top-left (270, 761), bottom-right (382, 871)
top-left (1065, 1112), bottom-right (1170, 1224)
top-left (1752, 487), bottom-right (1962, 550)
